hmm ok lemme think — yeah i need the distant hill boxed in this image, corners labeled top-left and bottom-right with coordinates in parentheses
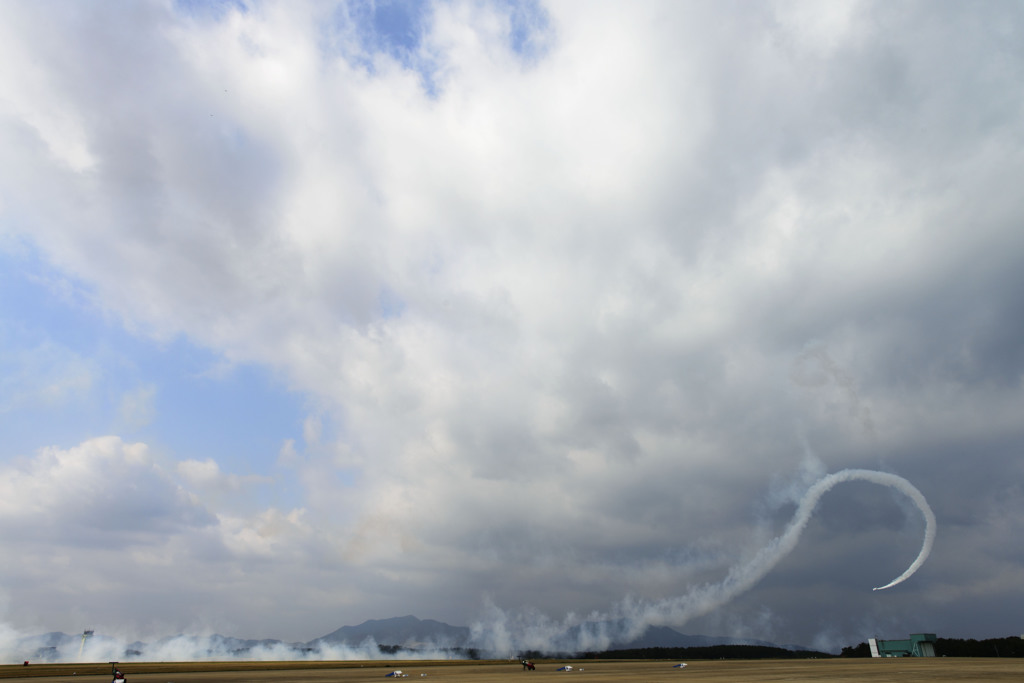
top-left (311, 615), bottom-right (471, 649)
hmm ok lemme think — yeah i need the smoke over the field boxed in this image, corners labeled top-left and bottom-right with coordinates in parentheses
top-left (13, 633), bottom-right (465, 664)
top-left (468, 469), bottom-right (935, 654)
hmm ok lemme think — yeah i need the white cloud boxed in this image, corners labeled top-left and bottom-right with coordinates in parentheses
top-left (277, 438), bottom-right (301, 467)
top-left (0, 436), bottom-right (209, 539)
top-left (0, 436), bottom-right (343, 640)
top-left (218, 507), bottom-right (310, 558)
top-left (176, 458), bottom-right (222, 486)
top-left (176, 457), bottom-right (273, 491)
top-left (0, 13), bottom-right (97, 173)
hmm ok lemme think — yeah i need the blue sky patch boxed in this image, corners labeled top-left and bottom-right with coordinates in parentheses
top-left (0, 247), bottom-right (306, 485)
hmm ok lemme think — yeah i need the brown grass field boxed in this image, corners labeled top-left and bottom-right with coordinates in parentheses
top-left (3, 658), bottom-right (1024, 683)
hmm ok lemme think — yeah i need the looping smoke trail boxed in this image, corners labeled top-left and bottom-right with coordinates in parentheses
top-left (733, 468), bottom-right (936, 595)
top-left (635, 469), bottom-right (936, 629)
top-left (471, 468), bottom-right (936, 654)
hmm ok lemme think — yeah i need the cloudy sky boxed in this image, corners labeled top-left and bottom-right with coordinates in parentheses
top-left (2, 0), bottom-right (1024, 655)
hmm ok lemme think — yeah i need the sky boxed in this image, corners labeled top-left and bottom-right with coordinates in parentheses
top-left (1, 0), bottom-right (1024, 658)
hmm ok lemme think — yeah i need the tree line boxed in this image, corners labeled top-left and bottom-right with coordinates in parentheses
top-left (574, 644), bottom-right (831, 660)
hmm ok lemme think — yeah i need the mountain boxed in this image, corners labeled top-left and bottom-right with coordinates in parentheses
top-left (311, 615), bottom-right (471, 649)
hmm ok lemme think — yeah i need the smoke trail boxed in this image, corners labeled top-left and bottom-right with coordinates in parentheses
top-left (709, 468), bottom-right (937, 598)
top-left (471, 468), bottom-right (936, 653)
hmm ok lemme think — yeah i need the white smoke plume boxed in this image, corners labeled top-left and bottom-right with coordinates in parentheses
top-left (470, 469), bottom-right (936, 654)
top-left (7, 632), bottom-right (463, 664)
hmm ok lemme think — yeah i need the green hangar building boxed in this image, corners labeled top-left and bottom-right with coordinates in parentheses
top-left (868, 633), bottom-right (937, 657)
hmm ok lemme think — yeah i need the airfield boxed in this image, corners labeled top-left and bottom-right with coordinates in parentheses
top-left (3, 658), bottom-right (1024, 683)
